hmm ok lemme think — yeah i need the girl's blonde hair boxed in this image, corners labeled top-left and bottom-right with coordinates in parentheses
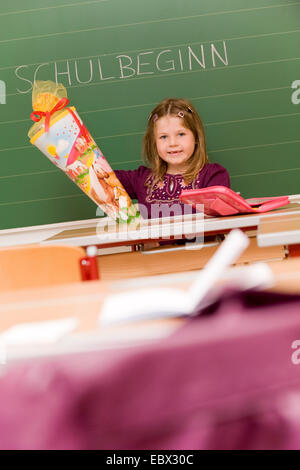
top-left (142, 98), bottom-right (208, 187)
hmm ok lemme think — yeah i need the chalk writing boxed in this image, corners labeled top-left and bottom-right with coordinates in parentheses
top-left (14, 41), bottom-right (229, 94)
top-left (0, 80), bottom-right (6, 104)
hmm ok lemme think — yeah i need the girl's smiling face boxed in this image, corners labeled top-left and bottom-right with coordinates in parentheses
top-left (154, 115), bottom-right (196, 174)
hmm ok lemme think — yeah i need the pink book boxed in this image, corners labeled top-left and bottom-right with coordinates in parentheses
top-left (180, 185), bottom-right (290, 217)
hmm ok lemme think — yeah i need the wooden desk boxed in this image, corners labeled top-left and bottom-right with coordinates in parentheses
top-left (0, 278), bottom-right (183, 362)
top-left (1, 204), bottom-right (299, 281)
top-left (1, 258), bottom-right (300, 363)
top-left (32, 203), bottom-right (300, 249)
top-left (95, 237), bottom-right (286, 280)
top-left (258, 211), bottom-right (300, 256)
top-left (0, 203), bottom-right (299, 249)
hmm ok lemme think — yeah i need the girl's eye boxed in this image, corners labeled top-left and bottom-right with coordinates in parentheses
top-left (179, 132), bottom-right (185, 136)
top-left (160, 135), bottom-right (167, 139)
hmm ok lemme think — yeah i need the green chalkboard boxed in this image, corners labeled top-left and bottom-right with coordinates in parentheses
top-left (0, 0), bottom-right (299, 229)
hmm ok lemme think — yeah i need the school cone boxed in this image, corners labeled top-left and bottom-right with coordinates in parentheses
top-left (28, 80), bottom-right (140, 224)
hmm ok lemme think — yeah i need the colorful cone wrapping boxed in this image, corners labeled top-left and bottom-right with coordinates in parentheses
top-left (28, 81), bottom-right (140, 223)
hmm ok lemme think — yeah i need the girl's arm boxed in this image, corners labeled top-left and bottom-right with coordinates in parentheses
top-left (203, 163), bottom-right (230, 188)
top-left (114, 169), bottom-right (138, 200)
top-left (114, 165), bottom-right (151, 200)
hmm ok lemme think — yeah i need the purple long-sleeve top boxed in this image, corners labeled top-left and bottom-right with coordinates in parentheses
top-left (115, 162), bottom-right (230, 219)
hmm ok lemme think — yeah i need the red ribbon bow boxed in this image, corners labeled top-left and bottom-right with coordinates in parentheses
top-left (30, 97), bottom-right (69, 132)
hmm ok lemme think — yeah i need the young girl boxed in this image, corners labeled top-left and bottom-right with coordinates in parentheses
top-left (114, 97), bottom-right (230, 219)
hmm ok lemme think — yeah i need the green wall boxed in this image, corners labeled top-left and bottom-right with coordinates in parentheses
top-left (0, 0), bottom-right (299, 229)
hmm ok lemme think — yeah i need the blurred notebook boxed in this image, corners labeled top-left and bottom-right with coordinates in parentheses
top-left (99, 230), bottom-right (274, 325)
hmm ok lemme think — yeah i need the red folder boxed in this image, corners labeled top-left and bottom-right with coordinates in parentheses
top-left (180, 186), bottom-right (290, 217)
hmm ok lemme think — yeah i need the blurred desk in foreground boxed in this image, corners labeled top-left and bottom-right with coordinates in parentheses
top-left (2, 286), bottom-right (300, 451)
top-left (0, 277), bottom-right (182, 362)
top-left (1, 259), bottom-right (300, 449)
top-left (1, 257), bottom-right (300, 363)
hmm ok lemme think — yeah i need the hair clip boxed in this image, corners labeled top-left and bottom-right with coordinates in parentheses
top-left (187, 107), bottom-right (193, 113)
top-left (148, 112), bottom-right (158, 123)
top-left (178, 111), bottom-right (184, 118)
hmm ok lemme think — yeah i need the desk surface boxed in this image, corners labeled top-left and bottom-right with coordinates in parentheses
top-left (0, 276), bottom-right (184, 363)
top-left (1, 257), bottom-right (300, 363)
top-left (0, 203), bottom-right (300, 248)
top-left (258, 211), bottom-right (300, 247)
